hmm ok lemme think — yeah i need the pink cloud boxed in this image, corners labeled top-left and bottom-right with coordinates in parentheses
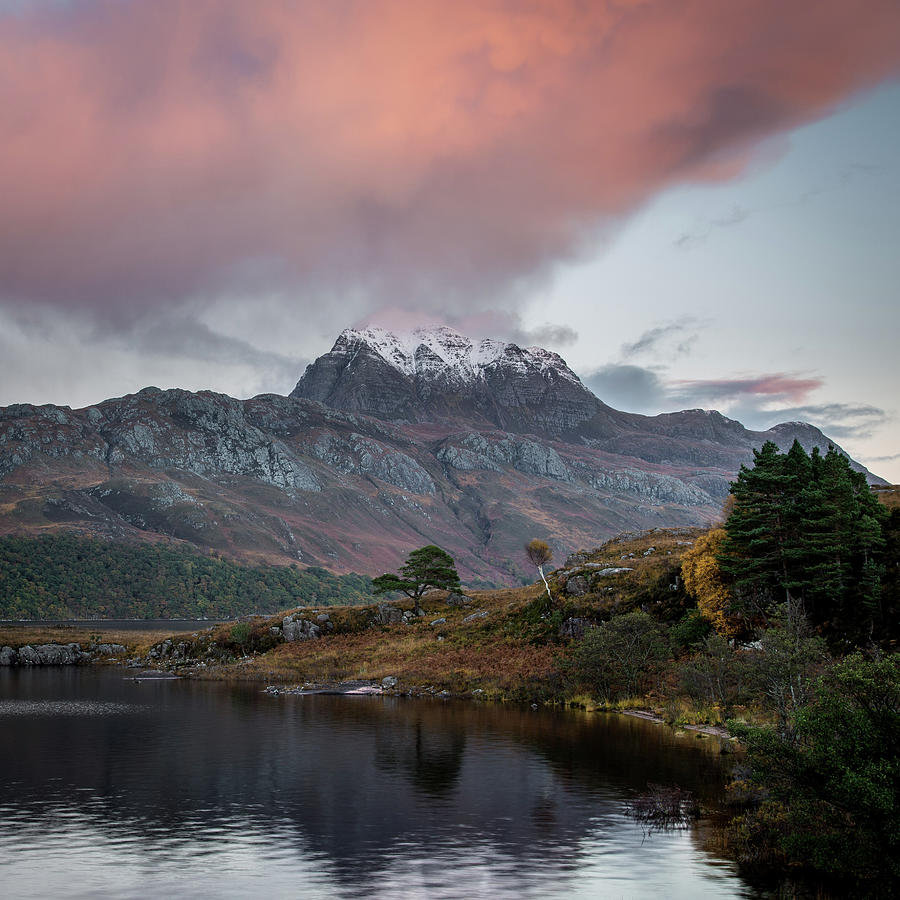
top-left (1, 0), bottom-right (899, 317)
top-left (674, 374), bottom-right (825, 404)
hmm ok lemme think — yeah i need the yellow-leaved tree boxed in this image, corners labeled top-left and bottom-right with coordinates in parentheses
top-left (680, 528), bottom-right (739, 639)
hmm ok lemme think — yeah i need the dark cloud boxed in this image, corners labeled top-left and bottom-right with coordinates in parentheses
top-left (583, 364), bottom-right (669, 411)
top-left (674, 205), bottom-right (751, 249)
top-left (128, 316), bottom-right (306, 391)
top-left (859, 452), bottom-right (900, 463)
top-left (581, 362), bottom-right (888, 448)
top-left (674, 163), bottom-right (881, 249)
top-left (513, 324), bottom-right (579, 348)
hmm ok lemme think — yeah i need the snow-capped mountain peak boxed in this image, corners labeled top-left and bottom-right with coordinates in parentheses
top-left (333, 325), bottom-right (582, 385)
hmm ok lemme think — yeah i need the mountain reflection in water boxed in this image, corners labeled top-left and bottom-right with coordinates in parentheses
top-left (0, 667), bottom-right (751, 898)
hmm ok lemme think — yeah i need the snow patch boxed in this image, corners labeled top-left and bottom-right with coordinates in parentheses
top-left (334, 326), bottom-right (582, 386)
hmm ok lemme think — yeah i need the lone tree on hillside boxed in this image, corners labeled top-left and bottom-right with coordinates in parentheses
top-left (526, 539), bottom-right (553, 602)
top-left (373, 545), bottom-right (461, 616)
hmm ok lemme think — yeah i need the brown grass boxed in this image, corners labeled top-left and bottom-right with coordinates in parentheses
top-left (0, 624), bottom-right (202, 655)
top-left (206, 582), bottom-right (558, 697)
top-left (873, 484), bottom-right (900, 509)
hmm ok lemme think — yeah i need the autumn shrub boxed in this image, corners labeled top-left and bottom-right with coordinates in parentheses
top-left (681, 528), bottom-right (742, 638)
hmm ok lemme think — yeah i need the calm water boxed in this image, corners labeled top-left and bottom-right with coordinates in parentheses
top-left (0, 668), bottom-right (752, 899)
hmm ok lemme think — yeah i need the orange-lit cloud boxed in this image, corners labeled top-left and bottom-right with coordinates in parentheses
top-left (1, 0), bottom-right (899, 318)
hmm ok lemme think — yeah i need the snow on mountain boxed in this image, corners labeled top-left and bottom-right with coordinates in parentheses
top-left (334, 326), bottom-right (583, 385)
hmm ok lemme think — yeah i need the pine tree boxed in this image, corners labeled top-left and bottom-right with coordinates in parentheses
top-left (720, 441), bottom-right (802, 616)
top-left (373, 545), bottom-right (461, 616)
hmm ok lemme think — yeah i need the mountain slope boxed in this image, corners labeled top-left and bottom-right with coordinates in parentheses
top-left (0, 326), bottom-right (882, 586)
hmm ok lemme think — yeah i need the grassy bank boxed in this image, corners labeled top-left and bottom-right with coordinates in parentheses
top-left (0, 623), bottom-right (199, 657)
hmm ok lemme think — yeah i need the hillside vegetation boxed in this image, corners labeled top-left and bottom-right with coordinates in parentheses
top-left (130, 528), bottom-right (701, 699)
top-left (0, 534), bottom-right (374, 619)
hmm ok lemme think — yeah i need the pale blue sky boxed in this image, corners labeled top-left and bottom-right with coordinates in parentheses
top-left (527, 83), bottom-right (900, 479)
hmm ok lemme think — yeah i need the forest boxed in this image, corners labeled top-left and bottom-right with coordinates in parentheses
top-left (0, 533), bottom-right (374, 619)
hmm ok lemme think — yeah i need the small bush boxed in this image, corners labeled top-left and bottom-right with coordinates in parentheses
top-left (671, 609), bottom-right (713, 650)
top-left (570, 610), bottom-right (670, 701)
top-left (230, 622), bottom-right (252, 655)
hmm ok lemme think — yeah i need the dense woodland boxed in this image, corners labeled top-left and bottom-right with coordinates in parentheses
top-left (0, 534), bottom-right (374, 619)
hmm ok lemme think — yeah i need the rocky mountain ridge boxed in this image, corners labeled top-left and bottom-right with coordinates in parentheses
top-left (0, 327), bottom-right (882, 585)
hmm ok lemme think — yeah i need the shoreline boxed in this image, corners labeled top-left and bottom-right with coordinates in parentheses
top-left (0, 629), bottom-right (738, 742)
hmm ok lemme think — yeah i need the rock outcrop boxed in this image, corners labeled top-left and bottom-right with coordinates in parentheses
top-left (0, 643), bottom-right (86, 665)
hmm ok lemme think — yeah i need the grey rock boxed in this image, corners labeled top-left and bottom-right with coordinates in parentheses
top-left (438, 433), bottom-right (571, 481)
top-left (594, 567), bottom-right (633, 577)
top-left (282, 614), bottom-right (323, 642)
top-left (35, 643), bottom-right (83, 665)
top-left (564, 551), bottom-right (593, 567)
top-left (0, 646), bottom-right (17, 665)
top-left (282, 616), bottom-right (300, 642)
top-left (565, 575), bottom-right (589, 597)
top-left (429, 618), bottom-right (446, 626)
top-left (462, 610), bottom-right (489, 623)
top-left (580, 466), bottom-right (711, 506)
top-left (381, 675), bottom-right (398, 689)
top-left (374, 604), bottom-right (405, 626)
top-left (17, 645), bottom-right (39, 665)
top-left (446, 593), bottom-right (472, 607)
top-left (95, 643), bottom-right (127, 657)
top-left (311, 432), bottom-right (434, 494)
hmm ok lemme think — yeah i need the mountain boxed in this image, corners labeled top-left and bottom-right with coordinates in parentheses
top-left (291, 325), bottom-right (599, 435)
top-left (0, 326), bottom-right (882, 585)
top-left (292, 326), bottom-right (876, 474)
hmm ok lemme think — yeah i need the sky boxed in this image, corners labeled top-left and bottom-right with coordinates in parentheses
top-left (0, 0), bottom-right (898, 480)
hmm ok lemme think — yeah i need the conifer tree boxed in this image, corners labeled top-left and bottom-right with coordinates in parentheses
top-left (719, 440), bottom-right (888, 644)
top-left (373, 545), bottom-right (461, 616)
top-left (720, 441), bottom-right (801, 613)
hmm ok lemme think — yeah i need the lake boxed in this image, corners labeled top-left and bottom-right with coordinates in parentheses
top-left (0, 667), bottom-right (753, 898)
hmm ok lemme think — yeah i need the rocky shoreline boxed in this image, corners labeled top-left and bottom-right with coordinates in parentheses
top-left (0, 641), bottom-right (127, 667)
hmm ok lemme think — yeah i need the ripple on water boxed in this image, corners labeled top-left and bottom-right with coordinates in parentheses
top-left (0, 700), bottom-right (144, 716)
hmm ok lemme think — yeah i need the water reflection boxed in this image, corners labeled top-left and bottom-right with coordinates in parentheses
top-left (374, 715), bottom-right (467, 796)
top-left (0, 668), bottom-right (751, 898)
